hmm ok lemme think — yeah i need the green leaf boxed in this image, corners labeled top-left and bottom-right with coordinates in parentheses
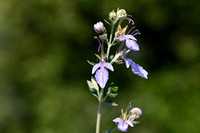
top-left (89, 87), bottom-right (99, 99)
top-left (104, 99), bottom-right (118, 106)
top-left (87, 77), bottom-right (99, 99)
top-left (87, 60), bottom-right (96, 66)
top-left (103, 129), bottom-right (112, 133)
top-left (111, 86), bottom-right (118, 93)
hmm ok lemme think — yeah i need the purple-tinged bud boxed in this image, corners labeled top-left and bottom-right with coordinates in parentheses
top-left (130, 107), bottom-right (142, 119)
top-left (109, 11), bottom-right (116, 21)
top-left (94, 22), bottom-right (104, 34)
top-left (117, 9), bottom-right (127, 19)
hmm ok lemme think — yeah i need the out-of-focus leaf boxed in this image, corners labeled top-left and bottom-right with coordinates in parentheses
top-left (103, 129), bottom-right (112, 133)
top-left (132, 121), bottom-right (140, 124)
top-left (104, 99), bottom-right (118, 106)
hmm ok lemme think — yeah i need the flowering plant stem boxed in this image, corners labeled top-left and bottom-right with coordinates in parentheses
top-left (89, 9), bottom-right (148, 133)
top-left (95, 88), bottom-right (104, 133)
top-left (106, 22), bottom-right (115, 59)
top-left (96, 22), bottom-right (115, 133)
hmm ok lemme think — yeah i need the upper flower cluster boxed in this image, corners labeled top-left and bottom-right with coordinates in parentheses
top-left (91, 8), bottom-right (148, 89)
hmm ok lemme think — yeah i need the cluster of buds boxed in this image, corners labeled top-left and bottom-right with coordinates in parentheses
top-left (113, 102), bottom-right (142, 132)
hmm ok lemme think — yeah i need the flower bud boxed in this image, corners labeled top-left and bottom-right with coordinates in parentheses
top-left (117, 9), bottom-right (127, 19)
top-left (109, 11), bottom-right (116, 21)
top-left (130, 107), bottom-right (142, 119)
top-left (94, 22), bottom-right (104, 34)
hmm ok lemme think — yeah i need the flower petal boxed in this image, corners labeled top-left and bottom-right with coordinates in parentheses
top-left (124, 58), bottom-right (134, 68)
top-left (92, 63), bottom-right (100, 74)
top-left (126, 120), bottom-right (134, 127)
top-left (125, 35), bottom-right (137, 41)
top-left (131, 63), bottom-right (148, 79)
top-left (95, 68), bottom-right (109, 88)
top-left (113, 118), bottom-right (123, 123)
top-left (118, 122), bottom-right (128, 132)
top-left (126, 39), bottom-right (139, 51)
top-left (119, 35), bottom-right (126, 41)
top-left (104, 62), bottom-right (114, 71)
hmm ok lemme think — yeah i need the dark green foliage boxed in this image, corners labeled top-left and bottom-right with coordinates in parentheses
top-left (0, 0), bottom-right (200, 133)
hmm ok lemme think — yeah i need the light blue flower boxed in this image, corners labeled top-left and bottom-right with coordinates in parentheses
top-left (119, 34), bottom-right (139, 51)
top-left (92, 61), bottom-right (114, 88)
top-left (113, 117), bottom-right (133, 132)
top-left (124, 58), bottom-right (148, 79)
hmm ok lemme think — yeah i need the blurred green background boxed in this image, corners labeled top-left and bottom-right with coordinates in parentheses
top-left (0, 0), bottom-right (200, 133)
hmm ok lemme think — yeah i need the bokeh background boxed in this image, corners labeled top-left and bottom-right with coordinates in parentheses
top-left (0, 0), bottom-right (200, 133)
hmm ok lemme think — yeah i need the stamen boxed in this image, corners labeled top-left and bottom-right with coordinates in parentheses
top-left (127, 100), bottom-right (132, 111)
top-left (127, 26), bottom-right (135, 34)
top-left (130, 29), bottom-right (141, 36)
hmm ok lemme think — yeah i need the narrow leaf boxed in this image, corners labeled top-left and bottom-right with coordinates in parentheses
top-left (104, 99), bottom-right (118, 106)
top-left (87, 60), bottom-right (96, 66)
top-left (111, 86), bottom-right (118, 93)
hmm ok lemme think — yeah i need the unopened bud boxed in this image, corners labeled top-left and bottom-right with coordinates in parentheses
top-left (109, 11), bottom-right (116, 21)
top-left (94, 22), bottom-right (104, 34)
top-left (117, 9), bottom-right (127, 19)
top-left (130, 107), bottom-right (142, 119)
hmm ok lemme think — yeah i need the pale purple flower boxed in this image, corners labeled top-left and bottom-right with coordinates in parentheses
top-left (124, 58), bottom-right (148, 79)
top-left (119, 35), bottom-right (139, 51)
top-left (113, 118), bottom-right (134, 132)
top-left (130, 107), bottom-right (142, 119)
top-left (94, 22), bottom-right (104, 33)
top-left (92, 61), bottom-right (114, 88)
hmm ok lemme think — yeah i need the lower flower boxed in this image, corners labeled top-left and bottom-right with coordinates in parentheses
top-left (113, 118), bottom-right (133, 132)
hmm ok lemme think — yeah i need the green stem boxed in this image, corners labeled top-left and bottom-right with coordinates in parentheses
top-left (95, 88), bottom-right (105, 133)
top-left (111, 126), bottom-right (117, 133)
top-left (106, 22), bottom-right (115, 59)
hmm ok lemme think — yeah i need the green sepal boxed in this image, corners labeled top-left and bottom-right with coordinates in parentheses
top-left (103, 129), bottom-right (112, 133)
top-left (104, 99), bottom-right (118, 106)
top-left (87, 60), bottom-right (96, 66)
top-left (99, 34), bottom-right (107, 40)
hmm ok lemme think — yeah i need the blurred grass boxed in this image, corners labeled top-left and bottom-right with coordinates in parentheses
top-left (0, 0), bottom-right (200, 133)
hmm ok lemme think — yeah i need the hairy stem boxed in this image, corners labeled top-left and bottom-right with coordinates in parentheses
top-left (95, 88), bottom-right (105, 133)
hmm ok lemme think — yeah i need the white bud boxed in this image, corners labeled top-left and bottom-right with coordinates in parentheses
top-left (117, 9), bottom-right (127, 19)
top-left (109, 11), bottom-right (116, 21)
